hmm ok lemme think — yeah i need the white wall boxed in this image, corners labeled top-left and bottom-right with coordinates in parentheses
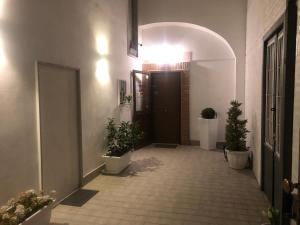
top-left (139, 0), bottom-right (247, 110)
top-left (0, 0), bottom-right (138, 203)
top-left (141, 25), bottom-right (235, 142)
top-left (245, 0), bottom-right (286, 184)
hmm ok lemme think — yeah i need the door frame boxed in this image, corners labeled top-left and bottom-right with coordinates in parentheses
top-left (132, 70), bottom-right (152, 147)
top-left (150, 71), bottom-right (182, 144)
top-left (35, 61), bottom-right (84, 194)
top-left (261, 0), bottom-right (297, 223)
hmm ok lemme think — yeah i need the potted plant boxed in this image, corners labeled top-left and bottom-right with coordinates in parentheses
top-left (123, 95), bottom-right (132, 104)
top-left (225, 100), bottom-right (249, 169)
top-left (0, 190), bottom-right (55, 225)
top-left (198, 107), bottom-right (218, 150)
top-left (102, 118), bottom-right (142, 174)
top-left (262, 207), bottom-right (280, 225)
top-left (120, 95), bottom-right (133, 122)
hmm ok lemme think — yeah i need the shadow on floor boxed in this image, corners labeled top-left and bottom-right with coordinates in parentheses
top-left (60, 189), bottom-right (98, 207)
top-left (120, 157), bottom-right (163, 177)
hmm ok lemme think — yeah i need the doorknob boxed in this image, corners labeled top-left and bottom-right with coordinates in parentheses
top-left (283, 179), bottom-right (300, 194)
top-left (283, 179), bottom-right (300, 223)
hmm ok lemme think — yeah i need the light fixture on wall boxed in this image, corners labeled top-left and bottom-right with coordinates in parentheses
top-left (96, 35), bottom-right (109, 56)
top-left (96, 58), bottom-right (110, 85)
top-left (0, 38), bottom-right (6, 66)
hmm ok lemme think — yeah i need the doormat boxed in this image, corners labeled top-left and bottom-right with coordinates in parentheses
top-left (154, 144), bottom-right (178, 148)
top-left (60, 189), bottom-right (98, 207)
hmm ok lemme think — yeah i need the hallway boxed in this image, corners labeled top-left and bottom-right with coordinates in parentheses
top-left (51, 146), bottom-right (269, 225)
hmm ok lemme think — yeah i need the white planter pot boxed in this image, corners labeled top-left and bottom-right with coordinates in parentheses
top-left (120, 103), bottom-right (132, 122)
top-left (102, 151), bottom-right (132, 174)
top-left (20, 204), bottom-right (53, 225)
top-left (198, 118), bottom-right (218, 150)
top-left (226, 149), bottom-right (249, 169)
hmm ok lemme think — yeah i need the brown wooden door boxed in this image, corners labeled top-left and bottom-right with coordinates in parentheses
top-left (151, 72), bottom-right (181, 144)
top-left (132, 70), bottom-right (151, 147)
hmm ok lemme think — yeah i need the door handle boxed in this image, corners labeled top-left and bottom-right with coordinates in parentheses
top-left (283, 179), bottom-right (300, 194)
top-left (283, 179), bottom-right (300, 223)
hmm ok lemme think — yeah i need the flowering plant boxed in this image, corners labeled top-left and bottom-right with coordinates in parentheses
top-left (0, 190), bottom-right (55, 225)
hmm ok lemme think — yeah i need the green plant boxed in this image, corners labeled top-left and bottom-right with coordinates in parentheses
top-left (201, 108), bottom-right (217, 119)
top-left (0, 190), bottom-right (54, 225)
top-left (123, 95), bottom-right (132, 104)
top-left (225, 100), bottom-right (249, 151)
top-left (105, 118), bottom-right (142, 157)
top-left (262, 207), bottom-right (280, 225)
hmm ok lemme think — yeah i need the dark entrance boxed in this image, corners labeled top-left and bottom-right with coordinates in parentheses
top-left (151, 72), bottom-right (181, 144)
top-left (261, 0), bottom-right (297, 223)
top-left (263, 28), bottom-right (284, 208)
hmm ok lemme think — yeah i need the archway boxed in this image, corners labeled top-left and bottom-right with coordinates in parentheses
top-left (139, 22), bottom-right (237, 143)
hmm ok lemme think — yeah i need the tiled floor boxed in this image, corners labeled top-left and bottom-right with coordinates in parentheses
top-left (51, 145), bottom-right (269, 225)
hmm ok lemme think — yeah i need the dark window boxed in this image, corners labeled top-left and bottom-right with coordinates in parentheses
top-left (127, 0), bottom-right (138, 57)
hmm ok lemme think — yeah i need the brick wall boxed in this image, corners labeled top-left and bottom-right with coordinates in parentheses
top-left (142, 63), bottom-right (190, 145)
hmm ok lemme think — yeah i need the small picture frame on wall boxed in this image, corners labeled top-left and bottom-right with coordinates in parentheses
top-left (118, 80), bottom-right (127, 105)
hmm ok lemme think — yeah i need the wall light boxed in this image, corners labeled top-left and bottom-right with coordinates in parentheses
top-left (96, 58), bottom-right (110, 85)
top-left (141, 43), bottom-right (185, 65)
top-left (96, 35), bottom-right (109, 55)
top-left (0, 39), bottom-right (6, 67)
top-left (0, 0), bottom-right (4, 18)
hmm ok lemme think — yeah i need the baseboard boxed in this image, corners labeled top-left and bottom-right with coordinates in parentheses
top-left (190, 140), bottom-right (200, 146)
top-left (82, 163), bottom-right (105, 186)
top-left (190, 140), bottom-right (226, 149)
top-left (216, 142), bottom-right (226, 149)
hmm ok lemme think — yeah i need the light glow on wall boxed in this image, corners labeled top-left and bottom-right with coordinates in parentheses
top-left (96, 35), bottom-right (109, 55)
top-left (0, 39), bottom-right (6, 67)
top-left (96, 59), bottom-right (110, 85)
top-left (0, 0), bottom-right (4, 17)
top-left (141, 43), bottom-right (186, 65)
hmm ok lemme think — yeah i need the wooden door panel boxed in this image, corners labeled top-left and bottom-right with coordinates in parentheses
top-left (151, 72), bottom-right (180, 144)
top-left (264, 148), bottom-right (274, 202)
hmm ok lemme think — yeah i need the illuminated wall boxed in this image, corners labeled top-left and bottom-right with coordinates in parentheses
top-left (140, 24), bottom-right (236, 142)
top-left (138, 0), bottom-right (247, 111)
top-left (0, 0), bottom-right (139, 203)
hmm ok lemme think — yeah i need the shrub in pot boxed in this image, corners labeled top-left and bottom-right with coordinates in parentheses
top-left (0, 190), bottom-right (55, 225)
top-left (201, 108), bottom-right (217, 119)
top-left (122, 95), bottom-right (132, 104)
top-left (103, 118), bottom-right (142, 174)
top-left (225, 100), bottom-right (249, 169)
top-left (198, 107), bottom-right (218, 150)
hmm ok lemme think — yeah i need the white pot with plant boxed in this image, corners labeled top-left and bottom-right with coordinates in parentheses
top-left (0, 190), bottom-right (55, 225)
top-left (225, 100), bottom-right (249, 169)
top-left (198, 108), bottom-right (218, 150)
top-left (120, 95), bottom-right (133, 122)
top-left (102, 118), bottom-right (142, 174)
